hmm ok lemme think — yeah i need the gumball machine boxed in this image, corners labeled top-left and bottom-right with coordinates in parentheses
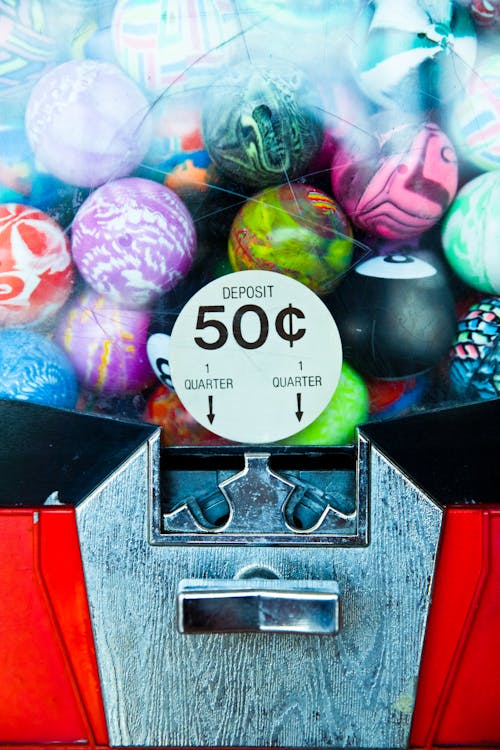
top-left (0, 2), bottom-right (499, 750)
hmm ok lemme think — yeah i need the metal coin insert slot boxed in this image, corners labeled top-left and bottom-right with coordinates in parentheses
top-left (177, 578), bottom-right (341, 635)
top-left (153, 443), bottom-right (368, 546)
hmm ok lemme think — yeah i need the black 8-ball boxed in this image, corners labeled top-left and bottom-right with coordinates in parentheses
top-left (328, 253), bottom-right (456, 379)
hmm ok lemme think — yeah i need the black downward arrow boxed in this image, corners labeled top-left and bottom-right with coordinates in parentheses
top-left (207, 395), bottom-right (215, 424)
top-left (295, 393), bottom-right (303, 421)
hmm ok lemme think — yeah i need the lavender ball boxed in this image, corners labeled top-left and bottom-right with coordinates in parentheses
top-left (71, 177), bottom-right (197, 308)
top-left (25, 60), bottom-right (151, 187)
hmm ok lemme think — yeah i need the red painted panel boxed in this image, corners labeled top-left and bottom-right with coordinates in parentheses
top-left (410, 508), bottom-right (500, 748)
top-left (0, 508), bottom-right (108, 745)
top-left (2, 504), bottom-right (498, 749)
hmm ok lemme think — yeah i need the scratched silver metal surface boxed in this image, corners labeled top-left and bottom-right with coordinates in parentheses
top-left (76, 431), bottom-right (442, 748)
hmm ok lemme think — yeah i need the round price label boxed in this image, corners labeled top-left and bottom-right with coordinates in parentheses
top-left (169, 270), bottom-right (342, 443)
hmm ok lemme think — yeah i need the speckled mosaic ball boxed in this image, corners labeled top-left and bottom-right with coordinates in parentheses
top-left (280, 362), bottom-right (369, 446)
top-left (0, 204), bottom-right (74, 327)
top-left (450, 53), bottom-right (500, 172)
top-left (71, 177), bottom-right (197, 309)
top-left (112, 0), bottom-right (241, 93)
top-left (331, 117), bottom-right (458, 239)
top-left (202, 61), bottom-right (324, 188)
top-left (0, 0), bottom-right (56, 114)
top-left (55, 289), bottom-right (154, 395)
top-left (25, 60), bottom-right (152, 188)
top-left (228, 184), bottom-right (353, 295)
top-left (0, 328), bottom-right (78, 408)
top-left (449, 297), bottom-right (500, 400)
top-left (352, 0), bottom-right (477, 111)
top-left (442, 171), bottom-right (500, 294)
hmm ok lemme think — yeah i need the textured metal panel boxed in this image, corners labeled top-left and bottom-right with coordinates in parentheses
top-left (76, 433), bottom-right (442, 748)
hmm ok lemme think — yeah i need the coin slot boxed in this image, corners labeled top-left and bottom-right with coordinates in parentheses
top-left (156, 444), bottom-right (363, 546)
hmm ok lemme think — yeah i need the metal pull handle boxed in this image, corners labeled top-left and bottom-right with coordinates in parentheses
top-left (177, 579), bottom-right (340, 635)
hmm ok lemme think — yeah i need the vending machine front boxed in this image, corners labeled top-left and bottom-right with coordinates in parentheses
top-left (0, 398), bottom-right (498, 749)
top-left (0, 1), bottom-right (499, 748)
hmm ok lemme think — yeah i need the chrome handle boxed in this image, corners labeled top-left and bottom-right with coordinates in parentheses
top-left (177, 579), bottom-right (340, 635)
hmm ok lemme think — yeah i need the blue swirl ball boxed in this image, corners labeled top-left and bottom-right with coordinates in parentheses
top-left (0, 329), bottom-right (78, 408)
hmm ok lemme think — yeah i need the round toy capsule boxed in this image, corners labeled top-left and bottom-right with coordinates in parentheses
top-left (55, 289), bottom-right (155, 395)
top-left (0, 203), bottom-right (74, 327)
top-left (228, 183), bottom-right (353, 296)
top-left (25, 60), bottom-right (152, 188)
top-left (0, 328), bottom-right (78, 409)
top-left (331, 115), bottom-right (458, 240)
top-left (71, 177), bottom-right (197, 309)
top-left (449, 53), bottom-right (500, 172)
top-left (328, 253), bottom-right (456, 379)
top-left (449, 297), bottom-right (500, 400)
top-left (442, 171), bottom-right (500, 295)
top-left (279, 362), bottom-right (369, 446)
top-left (202, 61), bottom-right (324, 188)
top-left (352, 0), bottom-right (477, 111)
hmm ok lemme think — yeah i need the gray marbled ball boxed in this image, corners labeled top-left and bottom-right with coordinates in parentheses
top-left (202, 61), bottom-right (324, 188)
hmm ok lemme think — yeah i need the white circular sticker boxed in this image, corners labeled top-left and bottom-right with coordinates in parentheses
top-left (169, 271), bottom-right (343, 443)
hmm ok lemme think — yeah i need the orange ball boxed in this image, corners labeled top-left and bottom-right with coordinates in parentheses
top-left (144, 384), bottom-right (229, 446)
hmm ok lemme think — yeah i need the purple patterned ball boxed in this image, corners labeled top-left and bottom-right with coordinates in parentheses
top-left (25, 60), bottom-right (151, 187)
top-left (71, 177), bottom-right (197, 309)
top-left (55, 288), bottom-right (154, 395)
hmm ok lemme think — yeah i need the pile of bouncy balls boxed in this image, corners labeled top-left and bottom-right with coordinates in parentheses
top-left (0, 0), bottom-right (499, 446)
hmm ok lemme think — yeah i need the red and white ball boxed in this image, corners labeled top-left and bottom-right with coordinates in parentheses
top-left (0, 203), bottom-right (73, 326)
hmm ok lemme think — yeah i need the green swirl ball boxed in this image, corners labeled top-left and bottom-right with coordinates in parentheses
top-left (202, 61), bottom-right (323, 188)
top-left (442, 171), bottom-right (500, 294)
top-left (228, 183), bottom-right (353, 295)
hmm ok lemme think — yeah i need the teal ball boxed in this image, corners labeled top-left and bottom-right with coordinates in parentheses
top-left (353, 1), bottom-right (477, 111)
top-left (442, 172), bottom-right (500, 294)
